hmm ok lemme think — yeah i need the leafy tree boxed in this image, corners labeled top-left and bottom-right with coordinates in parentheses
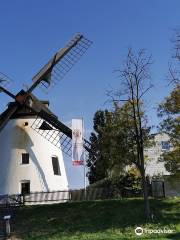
top-left (87, 109), bottom-right (127, 184)
top-left (158, 85), bottom-right (180, 174)
top-left (158, 31), bottom-right (180, 174)
top-left (87, 110), bottom-right (109, 184)
top-left (88, 48), bottom-right (153, 219)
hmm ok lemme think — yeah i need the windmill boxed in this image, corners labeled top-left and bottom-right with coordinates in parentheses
top-left (0, 33), bottom-right (92, 195)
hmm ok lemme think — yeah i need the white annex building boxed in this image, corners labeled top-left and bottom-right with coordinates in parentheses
top-left (0, 102), bottom-right (69, 195)
top-left (145, 133), bottom-right (171, 177)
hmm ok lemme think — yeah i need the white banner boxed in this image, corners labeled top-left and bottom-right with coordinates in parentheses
top-left (72, 119), bottom-right (84, 166)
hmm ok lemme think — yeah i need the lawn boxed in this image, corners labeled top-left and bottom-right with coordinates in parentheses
top-left (11, 197), bottom-right (180, 240)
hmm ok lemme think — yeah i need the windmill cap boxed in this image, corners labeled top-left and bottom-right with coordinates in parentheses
top-left (40, 100), bottom-right (49, 107)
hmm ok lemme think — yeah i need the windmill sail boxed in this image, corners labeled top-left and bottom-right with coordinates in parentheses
top-left (0, 32), bottom-right (92, 153)
top-left (28, 33), bottom-right (92, 92)
top-left (0, 103), bottom-right (18, 133)
top-left (31, 112), bottom-right (91, 157)
top-left (0, 72), bottom-right (13, 88)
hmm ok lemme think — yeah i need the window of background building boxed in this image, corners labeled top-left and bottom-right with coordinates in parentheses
top-left (161, 141), bottom-right (170, 151)
top-left (52, 156), bottom-right (61, 175)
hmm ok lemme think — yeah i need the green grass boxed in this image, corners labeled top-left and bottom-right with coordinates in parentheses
top-left (11, 197), bottom-right (180, 240)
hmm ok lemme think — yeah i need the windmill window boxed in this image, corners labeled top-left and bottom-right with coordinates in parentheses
top-left (24, 122), bottom-right (28, 126)
top-left (22, 153), bottom-right (29, 164)
top-left (21, 180), bottom-right (30, 195)
top-left (52, 157), bottom-right (61, 175)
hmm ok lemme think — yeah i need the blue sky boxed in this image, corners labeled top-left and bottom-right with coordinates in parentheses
top-left (0, 0), bottom-right (179, 188)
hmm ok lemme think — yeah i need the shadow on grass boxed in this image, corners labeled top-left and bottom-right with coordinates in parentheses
top-left (11, 198), bottom-right (180, 239)
top-left (167, 232), bottom-right (180, 240)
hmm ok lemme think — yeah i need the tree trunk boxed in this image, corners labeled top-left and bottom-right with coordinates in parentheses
top-left (141, 167), bottom-right (151, 220)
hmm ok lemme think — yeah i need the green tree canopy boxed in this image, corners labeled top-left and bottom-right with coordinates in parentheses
top-left (158, 84), bottom-right (180, 174)
top-left (87, 101), bottom-right (151, 183)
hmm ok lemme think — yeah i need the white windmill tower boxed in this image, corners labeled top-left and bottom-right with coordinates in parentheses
top-left (0, 34), bottom-right (92, 195)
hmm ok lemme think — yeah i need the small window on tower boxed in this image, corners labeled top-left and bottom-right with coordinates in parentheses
top-left (22, 153), bottom-right (29, 164)
top-left (24, 122), bottom-right (28, 126)
top-left (52, 157), bottom-right (61, 175)
top-left (21, 180), bottom-right (30, 195)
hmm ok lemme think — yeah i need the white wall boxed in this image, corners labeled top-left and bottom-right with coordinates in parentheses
top-left (145, 133), bottom-right (171, 177)
top-left (0, 117), bottom-right (69, 194)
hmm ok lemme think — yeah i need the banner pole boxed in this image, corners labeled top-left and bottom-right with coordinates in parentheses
top-left (83, 118), bottom-right (86, 200)
top-left (84, 156), bottom-right (86, 200)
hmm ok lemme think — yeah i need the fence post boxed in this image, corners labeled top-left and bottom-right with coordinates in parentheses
top-left (22, 194), bottom-right (25, 205)
top-left (162, 181), bottom-right (166, 198)
top-left (69, 190), bottom-right (71, 202)
top-left (4, 215), bottom-right (11, 238)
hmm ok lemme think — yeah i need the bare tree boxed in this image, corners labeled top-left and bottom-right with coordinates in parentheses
top-left (109, 48), bottom-right (153, 219)
top-left (168, 29), bottom-right (180, 85)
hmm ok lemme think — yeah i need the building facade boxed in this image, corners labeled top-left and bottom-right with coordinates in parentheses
top-left (145, 133), bottom-right (171, 177)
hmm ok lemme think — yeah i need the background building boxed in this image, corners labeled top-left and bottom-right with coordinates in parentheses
top-left (145, 133), bottom-right (180, 197)
top-left (145, 133), bottom-right (171, 177)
